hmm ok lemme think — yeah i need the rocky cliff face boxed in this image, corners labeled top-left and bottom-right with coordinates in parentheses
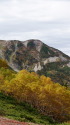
top-left (0, 39), bottom-right (70, 86)
top-left (0, 39), bottom-right (70, 72)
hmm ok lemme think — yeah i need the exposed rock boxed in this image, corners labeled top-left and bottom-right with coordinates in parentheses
top-left (34, 62), bottom-right (43, 72)
top-left (0, 39), bottom-right (70, 86)
top-left (67, 62), bottom-right (70, 67)
top-left (0, 39), bottom-right (70, 72)
top-left (43, 57), bottom-right (60, 65)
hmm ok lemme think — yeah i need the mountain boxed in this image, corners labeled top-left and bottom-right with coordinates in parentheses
top-left (0, 40), bottom-right (70, 124)
top-left (0, 39), bottom-right (70, 86)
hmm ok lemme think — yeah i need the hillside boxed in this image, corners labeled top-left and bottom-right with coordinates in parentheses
top-left (0, 93), bottom-right (51, 125)
top-left (0, 69), bottom-right (70, 123)
top-left (37, 62), bottom-right (70, 87)
top-left (0, 39), bottom-right (70, 86)
top-left (0, 93), bottom-right (70, 125)
top-left (0, 58), bottom-right (70, 124)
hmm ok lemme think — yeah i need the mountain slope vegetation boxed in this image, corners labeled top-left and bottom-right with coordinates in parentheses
top-left (37, 62), bottom-right (70, 87)
top-left (0, 68), bottom-right (70, 123)
top-left (0, 39), bottom-right (70, 86)
top-left (0, 92), bottom-right (51, 124)
top-left (0, 92), bottom-right (70, 125)
top-left (0, 59), bottom-right (70, 124)
top-left (0, 39), bottom-right (70, 124)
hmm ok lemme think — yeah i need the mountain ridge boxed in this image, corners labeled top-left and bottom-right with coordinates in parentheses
top-left (0, 39), bottom-right (70, 71)
top-left (0, 39), bottom-right (70, 86)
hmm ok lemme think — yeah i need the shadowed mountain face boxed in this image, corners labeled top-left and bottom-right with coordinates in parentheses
top-left (0, 39), bottom-right (70, 86)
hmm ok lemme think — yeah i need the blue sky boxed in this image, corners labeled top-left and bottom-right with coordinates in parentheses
top-left (0, 0), bottom-right (70, 56)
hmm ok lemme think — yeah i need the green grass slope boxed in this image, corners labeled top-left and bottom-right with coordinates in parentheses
top-left (0, 93), bottom-right (70, 125)
top-left (0, 92), bottom-right (52, 125)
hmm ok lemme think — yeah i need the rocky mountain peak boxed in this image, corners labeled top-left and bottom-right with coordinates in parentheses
top-left (0, 39), bottom-right (70, 72)
top-left (23, 39), bottom-right (43, 52)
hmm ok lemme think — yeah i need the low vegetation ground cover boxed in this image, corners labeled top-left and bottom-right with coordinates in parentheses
top-left (0, 60), bottom-right (70, 125)
top-left (0, 92), bottom-right (70, 125)
top-left (0, 92), bottom-right (54, 125)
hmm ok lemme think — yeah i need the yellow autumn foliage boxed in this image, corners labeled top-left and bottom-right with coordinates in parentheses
top-left (0, 69), bottom-right (70, 122)
top-left (0, 59), bottom-right (8, 68)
